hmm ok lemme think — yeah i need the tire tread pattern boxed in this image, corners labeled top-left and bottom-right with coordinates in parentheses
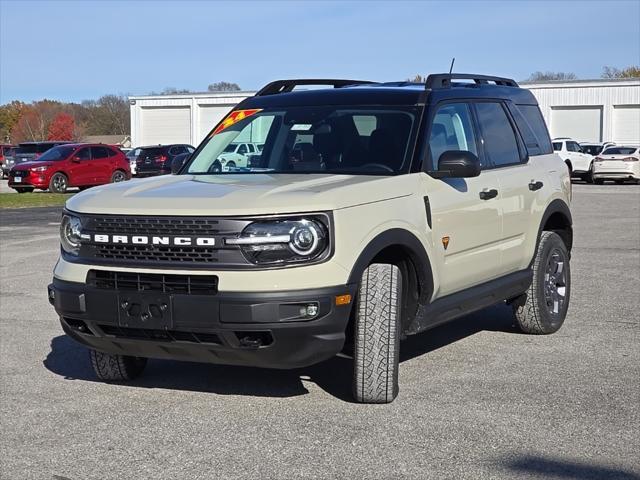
top-left (89, 349), bottom-right (147, 381)
top-left (353, 263), bottom-right (401, 404)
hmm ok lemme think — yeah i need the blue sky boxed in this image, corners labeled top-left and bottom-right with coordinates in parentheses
top-left (1, 0), bottom-right (638, 103)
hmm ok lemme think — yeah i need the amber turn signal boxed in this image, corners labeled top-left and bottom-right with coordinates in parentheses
top-left (335, 294), bottom-right (352, 306)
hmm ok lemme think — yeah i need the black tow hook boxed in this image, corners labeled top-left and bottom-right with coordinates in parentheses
top-left (238, 335), bottom-right (263, 349)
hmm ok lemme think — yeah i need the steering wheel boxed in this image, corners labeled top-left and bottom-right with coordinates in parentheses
top-left (359, 163), bottom-right (394, 173)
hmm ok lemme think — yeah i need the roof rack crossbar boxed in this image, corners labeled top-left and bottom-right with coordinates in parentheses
top-left (255, 79), bottom-right (376, 96)
top-left (425, 73), bottom-right (518, 89)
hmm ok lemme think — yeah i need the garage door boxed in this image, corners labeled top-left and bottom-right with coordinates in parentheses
top-left (612, 105), bottom-right (640, 144)
top-left (198, 105), bottom-right (234, 144)
top-left (140, 107), bottom-right (191, 146)
top-left (551, 107), bottom-right (602, 143)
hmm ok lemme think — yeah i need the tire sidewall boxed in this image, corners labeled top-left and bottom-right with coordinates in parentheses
top-left (49, 173), bottom-right (68, 193)
top-left (533, 232), bottom-right (571, 333)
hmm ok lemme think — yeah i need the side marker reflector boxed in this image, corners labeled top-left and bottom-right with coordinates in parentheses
top-left (335, 294), bottom-right (352, 306)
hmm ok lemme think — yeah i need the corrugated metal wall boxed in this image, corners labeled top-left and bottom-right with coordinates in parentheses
top-left (524, 80), bottom-right (640, 143)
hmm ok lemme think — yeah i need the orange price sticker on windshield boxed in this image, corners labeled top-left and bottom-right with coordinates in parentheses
top-left (211, 109), bottom-right (262, 136)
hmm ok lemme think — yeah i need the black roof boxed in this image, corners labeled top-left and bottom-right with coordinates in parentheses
top-left (240, 74), bottom-right (539, 109)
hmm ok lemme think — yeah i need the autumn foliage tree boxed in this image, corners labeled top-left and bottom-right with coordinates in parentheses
top-left (47, 113), bottom-right (76, 140)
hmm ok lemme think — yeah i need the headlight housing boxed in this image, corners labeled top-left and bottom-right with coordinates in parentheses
top-left (31, 165), bottom-right (49, 172)
top-left (60, 214), bottom-right (83, 256)
top-left (227, 217), bottom-right (329, 265)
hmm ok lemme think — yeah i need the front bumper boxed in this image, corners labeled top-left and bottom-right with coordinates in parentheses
top-left (49, 277), bottom-right (356, 369)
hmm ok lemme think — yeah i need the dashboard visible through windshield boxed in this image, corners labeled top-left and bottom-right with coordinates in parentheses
top-left (184, 106), bottom-right (419, 175)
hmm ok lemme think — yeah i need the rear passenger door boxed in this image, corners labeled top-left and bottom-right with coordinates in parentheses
top-left (90, 146), bottom-right (112, 183)
top-left (474, 101), bottom-right (538, 274)
top-left (424, 102), bottom-right (504, 296)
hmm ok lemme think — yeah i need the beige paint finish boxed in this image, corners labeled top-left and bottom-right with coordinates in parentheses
top-left (57, 156), bottom-right (570, 298)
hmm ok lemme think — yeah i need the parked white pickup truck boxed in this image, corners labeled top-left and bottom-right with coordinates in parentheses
top-left (212, 142), bottom-right (262, 171)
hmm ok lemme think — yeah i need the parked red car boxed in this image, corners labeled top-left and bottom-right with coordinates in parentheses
top-left (7, 144), bottom-right (131, 193)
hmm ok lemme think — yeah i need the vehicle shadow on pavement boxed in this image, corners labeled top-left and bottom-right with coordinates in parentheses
top-left (503, 455), bottom-right (640, 480)
top-left (43, 303), bottom-right (519, 402)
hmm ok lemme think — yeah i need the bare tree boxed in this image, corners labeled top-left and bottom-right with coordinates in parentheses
top-left (526, 71), bottom-right (577, 82)
top-left (208, 81), bottom-right (241, 92)
top-left (602, 65), bottom-right (640, 79)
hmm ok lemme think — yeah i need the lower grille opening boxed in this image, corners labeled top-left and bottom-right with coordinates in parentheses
top-left (236, 331), bottom-right (273, 348)
top-left (88, 270), bottom-right (218, 295)
top-left (98, 324), bottom-right (222, 345)
top-left (63, 317), bottom-right (94, 335)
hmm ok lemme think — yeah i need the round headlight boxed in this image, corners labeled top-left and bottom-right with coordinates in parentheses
top-left (290, 222), bottom-right (320, 255)
top-left (60, 214), bottom-right (82, 255)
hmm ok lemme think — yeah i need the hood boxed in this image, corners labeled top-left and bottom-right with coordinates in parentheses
top-left (11, 160), bottom-right (53, 170)
top-left (66, 173), bottom-right (417, 216)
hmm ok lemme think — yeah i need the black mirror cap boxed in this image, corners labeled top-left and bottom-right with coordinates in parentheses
top-left (171, 154), bottom-right (190, 174)
top-left (432, 150), bottom-right (481, 178)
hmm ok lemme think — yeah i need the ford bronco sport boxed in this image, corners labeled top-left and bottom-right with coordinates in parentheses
top-left (48, 74), bottom-right (573, 404)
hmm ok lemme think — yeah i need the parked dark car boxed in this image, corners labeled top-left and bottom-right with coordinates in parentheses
top-left (3, 141), bottom-right (73, 176)
top-left (1, 144), bottom-right (16, 177)
top-left (7, 143), bottom-right (131, 193)
top-left (135, 144), bottom-right (195, 177)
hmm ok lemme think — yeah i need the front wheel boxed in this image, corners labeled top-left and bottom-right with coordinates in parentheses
top-left (513, 231), bottom-right (570, 334)
top-left (111, 170), bottom-right (126, 183)
top-left (352, 263), bottom-right (402, 404)
top-left (49, 172), bottom-right (68, 193)
top-left (584, 163), bottom-right (594, 183)
top-left (90, 349), bottom-right (147, 381)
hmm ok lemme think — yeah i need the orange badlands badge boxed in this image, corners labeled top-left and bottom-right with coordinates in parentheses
top-left (211, 109), bottom-right (262, 136)
top-left (442, 236), bottom-right (450, 250)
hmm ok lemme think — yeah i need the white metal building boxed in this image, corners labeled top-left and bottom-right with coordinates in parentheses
top-left (130, 78), bottom-right (640, 148)
top-left (522, 78), bottom-right (640, 144)
top-left (129, 91), bottom-right (254, 147)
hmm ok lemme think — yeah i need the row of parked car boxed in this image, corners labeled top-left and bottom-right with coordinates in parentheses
top-left (553, 138), bottom-right (640, 184)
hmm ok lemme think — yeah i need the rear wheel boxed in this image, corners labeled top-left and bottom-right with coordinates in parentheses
top-left (513, 231), bottom-right (570, 334)
top-left (353, 263), bottom-right (402, 404)
top-left (90, 349), bottom-right (147, 381)
top-left (49, 172), bottom-right (68, 193)
top-left (584, 163), bottom-right (594, 183)
top-left (111, 170), bottom-right (126, 183)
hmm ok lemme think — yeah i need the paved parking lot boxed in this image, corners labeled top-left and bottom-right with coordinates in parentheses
top-left (0, 184), bottom-right (638, 480)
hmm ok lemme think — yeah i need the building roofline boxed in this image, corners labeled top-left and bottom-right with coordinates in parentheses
top-left (521, 77), bottom-right (640, 88)
top-left (129, 91), bottom-right (257, 101)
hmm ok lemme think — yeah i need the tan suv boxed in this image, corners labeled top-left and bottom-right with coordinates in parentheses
top-left (49, 75), bottom-right (572, 403)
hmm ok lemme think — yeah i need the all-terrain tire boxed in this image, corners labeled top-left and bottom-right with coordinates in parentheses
top-left (513, 231), bottom-right (570, 334)
top-left (90, 349), bottom-right (147, 381)
top-left (353, 263), bottom-right (402, 404)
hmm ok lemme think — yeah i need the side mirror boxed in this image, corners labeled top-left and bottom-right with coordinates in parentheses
top-left (432, 150), bottom-right (481, 178)
top-left (171, 154), bottom-right (189, 174)
top-left (71, 156), bottom-right (81, 163)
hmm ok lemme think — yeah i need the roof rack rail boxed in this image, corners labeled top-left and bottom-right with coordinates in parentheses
top-left (255, 79), bottom-right (376, 96)
top-left (425, 73), bottom-right (518, 89)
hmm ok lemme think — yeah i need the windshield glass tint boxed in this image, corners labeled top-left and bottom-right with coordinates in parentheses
top-left (38, 145), bottom-right (77, 161)
top-left (603, 147), bottom-right (637, 155)
top-left (185, 106), bottom-right (418, 175)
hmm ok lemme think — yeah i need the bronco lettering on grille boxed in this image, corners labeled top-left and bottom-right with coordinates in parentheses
top-left (92, 234), bottom-right (216, 246)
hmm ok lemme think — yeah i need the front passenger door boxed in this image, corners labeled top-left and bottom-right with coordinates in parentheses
top-left (424, 102), bottom-right (504, 297)
top-left (68, 147), bottom-right (92, 186)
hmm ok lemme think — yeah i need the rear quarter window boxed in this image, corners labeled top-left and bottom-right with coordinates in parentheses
top-left (512, 105), bottom-right (553, 155)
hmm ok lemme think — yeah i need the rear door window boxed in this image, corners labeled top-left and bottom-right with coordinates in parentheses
top-left (91, 146), bottom-right (110, 159)
top-left (475, 102), bottom-right (522, 167)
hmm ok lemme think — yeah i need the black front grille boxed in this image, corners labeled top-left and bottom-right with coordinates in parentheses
top-left (77, 214), bottom-right (251, 268)
top-left (91, 217), bottom-right (220, 236)
top-left (98, 324), bottom-right (222, 344)
top-left (88, 270), bottom-right (218, 295)
top-left (94, 244), bottom-right (219, 263)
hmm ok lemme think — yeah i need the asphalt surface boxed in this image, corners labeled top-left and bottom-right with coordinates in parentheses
top-left (0, 183), bottom-right (639, 480)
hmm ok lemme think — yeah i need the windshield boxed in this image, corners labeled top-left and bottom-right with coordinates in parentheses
top-left (184, 106), bottom-right (419, 175)
top-left (603, 147), bottom-right (637, 155)
top-left (37, 145), bottom-right (77, 161)
top-left (581, 145), bottom-right (603, 156)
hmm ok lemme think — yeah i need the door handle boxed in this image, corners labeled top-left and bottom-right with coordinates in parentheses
top-left (528, 181), bottom-right (544, 191)
top-left (479, 189), bottom-right (498, 200)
